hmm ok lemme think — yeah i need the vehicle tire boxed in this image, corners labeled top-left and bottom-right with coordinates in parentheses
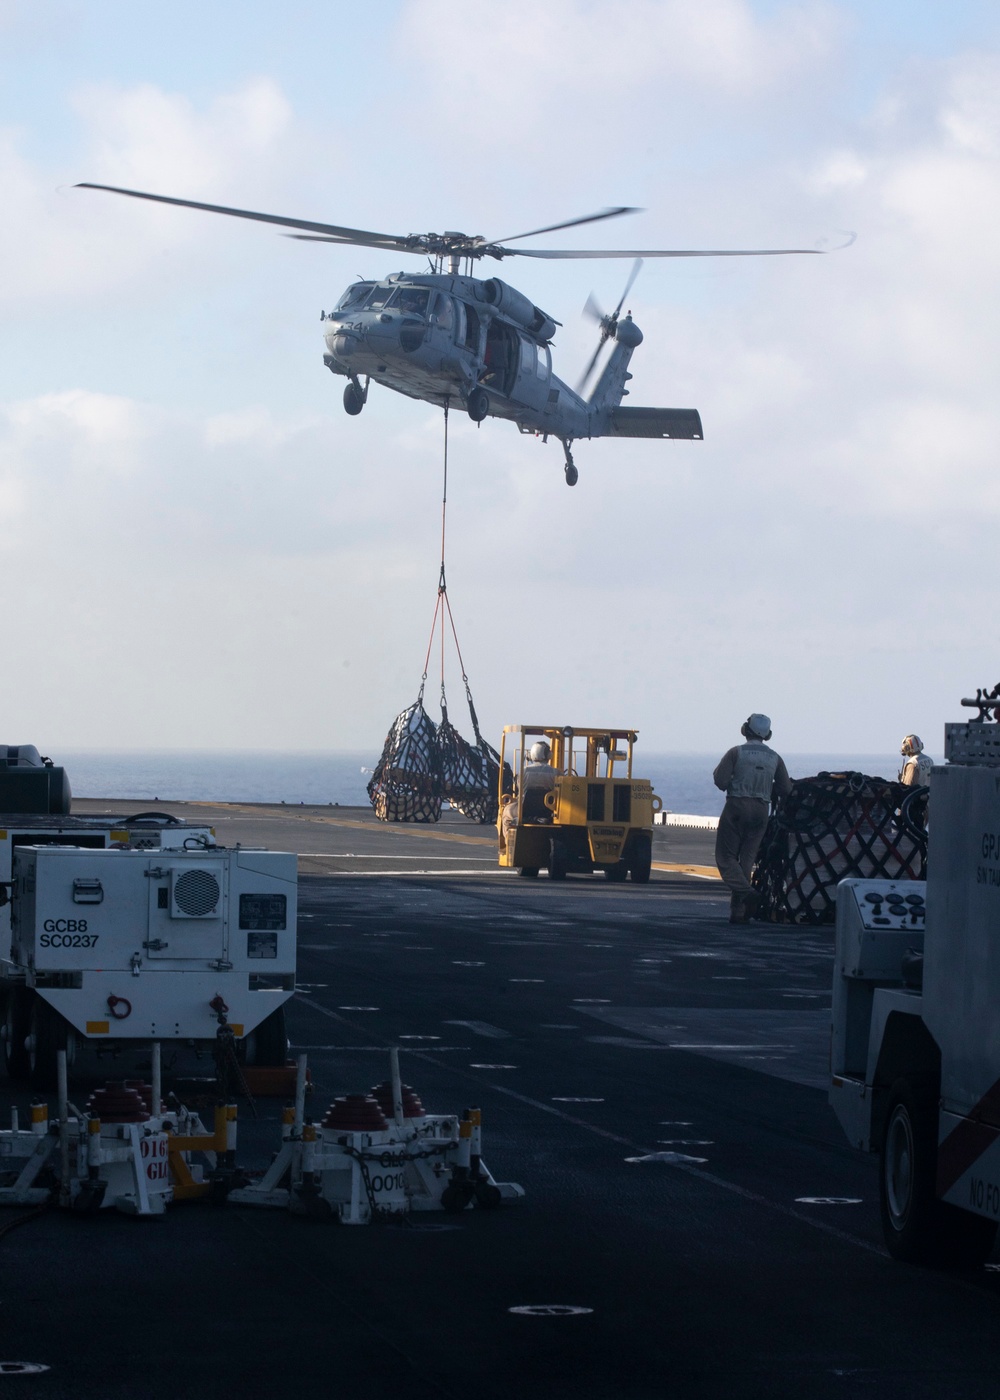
top-left (877, 1077), bottom-right (998, 1267)
top-left (604, 861), bottom-right (628, 882)
top-left (548, 839), bottom-right (568, 881)
top-left (518, 867), bottom-right (539, 878)
top-left (441, 1181), bottom-right (475, 1213)
top-left (243, 1006), bottom-right (289, 1067)
top-left (28, 997), bottom-right (73, 1091)
top-left (880, 1080), bottom-right (939, 1263)
top-left (2, 988), bottom-right (31, 1081)
top-left (628, 833), bottom-right (653, 883)
top-left (343, 383), bottom-right (364, 415)
top-left (564, 463), bottom-right (579, 487)
top-left (467, 387), bottom-right (489, 423)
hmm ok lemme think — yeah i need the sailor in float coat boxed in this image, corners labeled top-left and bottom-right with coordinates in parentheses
top-left (713, 714), bottom-right (791, 922)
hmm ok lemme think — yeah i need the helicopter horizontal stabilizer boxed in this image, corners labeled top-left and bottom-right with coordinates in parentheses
top-left (605, 407), bottom-right (704, 440)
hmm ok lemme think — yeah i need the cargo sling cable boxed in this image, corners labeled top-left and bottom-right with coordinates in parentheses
top-left (367, 402), bottom-right (502, 824)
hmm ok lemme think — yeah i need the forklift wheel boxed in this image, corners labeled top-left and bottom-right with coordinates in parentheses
top-left (628, 833), bottom-right (653, 884)
top-left (604, 862), bottom-right (628, 882)
top-left (548, 839), bottom-right (569, 881)
top-left (518, 867), bottom-right (539, 878)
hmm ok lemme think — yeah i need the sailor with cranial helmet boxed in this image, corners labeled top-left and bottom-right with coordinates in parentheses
top-left (713, 714), bottom-right (792, 924)
top-left (899, 734), bottom-right (933, 787)
top-left (501, 739), bottom-right (562, 847)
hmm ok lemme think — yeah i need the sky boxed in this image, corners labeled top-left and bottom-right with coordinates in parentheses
top-left (2, 0), bottom-right (1000, 757)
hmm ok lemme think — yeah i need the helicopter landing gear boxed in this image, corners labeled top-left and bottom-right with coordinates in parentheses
top-left (343, 377), bottom-right (367, 416)
top-left (467, 386), bottom-right (489, 423)
top-left (561, 441), bottom-right (578, 486)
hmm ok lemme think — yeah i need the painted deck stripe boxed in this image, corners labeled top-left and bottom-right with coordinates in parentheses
top-left (652, 862), bottom-right (721, 880)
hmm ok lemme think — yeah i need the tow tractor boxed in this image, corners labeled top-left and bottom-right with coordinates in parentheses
top-left (831, 689), bottom-right (1000, 1265)
top-left (0, 745), bottom-right (295, 1087)
top-left (497, 725), bottom-right (661, 881)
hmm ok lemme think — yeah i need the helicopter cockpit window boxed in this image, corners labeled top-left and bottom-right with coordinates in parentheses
top-left (430, 292), bottom-right (454, 332)
top-left (364, 285), bottom-right (398, 311)
top-left (395, 287), bottom-right (430, 317)
top-left (336, 282), bottom-right (374, 313)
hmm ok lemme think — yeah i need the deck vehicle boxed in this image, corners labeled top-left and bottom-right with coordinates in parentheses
top-left (831, 689), bottom-right (1000, 1264)
top-left (497, 725), bottom-right (660, 881)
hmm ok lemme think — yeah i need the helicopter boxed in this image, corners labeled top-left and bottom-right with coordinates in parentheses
top-left (77, 185), bottom-right (844, 485)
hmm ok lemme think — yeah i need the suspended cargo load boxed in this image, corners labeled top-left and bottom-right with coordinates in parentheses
top-left (368, 403), bottom-right (501, 825)
top-left (753, 772), bottom-right (928, 925)
top-left (367, 701), bottom-right (442, 824)
top-left (435, 714), bottom-right (503, 825)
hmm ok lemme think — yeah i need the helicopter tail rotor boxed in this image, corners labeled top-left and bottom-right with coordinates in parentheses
top-left (576, 258), bottom-right (643, 395)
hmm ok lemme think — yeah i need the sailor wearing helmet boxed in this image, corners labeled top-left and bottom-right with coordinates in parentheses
top-left (713, 714), bottom-right (791, 923)
top-left (501, 739), bottom-right (561, 849)
top-left (899, 734), bottom-right (933, 787)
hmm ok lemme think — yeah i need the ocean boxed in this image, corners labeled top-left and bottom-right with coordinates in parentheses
top-left (59, 750), bottom-right (913, 818)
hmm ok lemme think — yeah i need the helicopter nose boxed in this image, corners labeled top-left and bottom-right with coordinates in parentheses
top-left (325, 327), bottom-right (361, 361)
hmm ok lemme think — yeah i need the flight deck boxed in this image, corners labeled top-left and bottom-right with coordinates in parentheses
top-left (1, 802), bottom-right (998, 1399)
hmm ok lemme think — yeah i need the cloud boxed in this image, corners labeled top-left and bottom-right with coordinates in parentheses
top-left (0, 77), bottom-right (301, 307)
top-left (398, 0), bottom-right (839, 109)
top-left (5, 16), bottom-right (1000, 754)
top-left (76, 76), bottom-right (293, 197)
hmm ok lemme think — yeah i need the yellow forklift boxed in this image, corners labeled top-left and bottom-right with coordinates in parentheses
top-left (497, 726), bottom-right (661, 881)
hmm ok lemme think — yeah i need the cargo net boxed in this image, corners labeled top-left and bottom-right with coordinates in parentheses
top-left (435, 718), bottom-right (501, 825)
top-left (367, 705), bottom-right (501, 826)
top-left (752, 772), bottom-right (928, 925)
top-left (367, 701), bottom-right (442, 824)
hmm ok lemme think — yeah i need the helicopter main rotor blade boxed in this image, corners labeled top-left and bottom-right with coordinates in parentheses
top-left (75, 183), bottom-right (410, 249)
top-left (492, 206), bottom-right (640, 246)
top-left (285, 233), bottom-right (412, 250)
top-left (505, 246), bottom-right (829, 259)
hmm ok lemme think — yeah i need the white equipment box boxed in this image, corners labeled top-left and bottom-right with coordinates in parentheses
top-left (0, 814), bottom-right (215, 948)
top-left (11, 844), bottom-right (296, 1042)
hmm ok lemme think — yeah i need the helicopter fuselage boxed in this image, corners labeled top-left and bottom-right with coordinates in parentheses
top-left (322, 271), bottom-right (592, 439)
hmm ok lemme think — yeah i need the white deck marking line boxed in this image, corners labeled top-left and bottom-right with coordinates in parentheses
top-left (296, 996), bottom-right (881, 1258)
top-left (298, 862), bottom-right (507, 873)
top-left (444, 1020), bottom-right (512, 1039)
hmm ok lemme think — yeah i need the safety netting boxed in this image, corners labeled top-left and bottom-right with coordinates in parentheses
top-left (752, 772), bottom-right (928, 925)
